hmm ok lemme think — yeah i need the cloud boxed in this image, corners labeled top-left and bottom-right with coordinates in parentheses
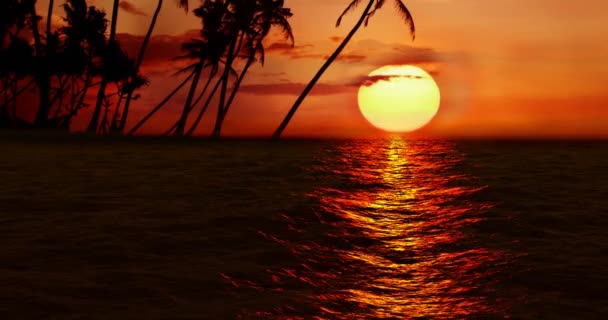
top-left (265, 42), bottom-right (316, 59)
top-left (265, 38), bottom-right (443, 67)
top-left (353, 42), bottom-right (440, 67)
top-left (332, 53), bottom-right (366, 63)
top-left (116, 30), bottom-right (200, 72)
top-left (265, 41), bottom-right (364, 62)
top-left (259, 71), bottom-right (288, 77)
top-left (239, 82), bottom-right (353, 96)
top-left (119, 1), bottom-right (148, 17)
top-left (359, 74), bottom-right (429, 87)
top-left (265, 42), bottom-right (301, 52)
top-left (359, 75), bottom-right (393, 86)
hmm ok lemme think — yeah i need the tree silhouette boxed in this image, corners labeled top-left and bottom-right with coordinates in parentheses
top-left (97, 43), bottom-right (146, 134)
top-left (1, 0), bottom-right (31, 127)
top-left (2, 0), bottom-right (414, 138)
top-left (173, 0), bottom-right (231, 137)
top-left (210, 0), bottom-right (293, 138)
top-left (272, 0), bottom-right (415, 139)
top-left (22, 0), bottom-right (54, 127)
top-left (116, 0), bottom-right (192, 134)
top-left (87, 0), bottom-right (119, 134)
top-left (126, 71), bottom-right (196, 135)
top-left (55, 0), bottom-right (108, 129)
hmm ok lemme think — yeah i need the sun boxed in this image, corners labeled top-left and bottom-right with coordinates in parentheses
top-left (358, 65), bottom-right (441, 133)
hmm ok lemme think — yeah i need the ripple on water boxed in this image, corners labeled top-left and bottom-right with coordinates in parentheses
top-left (237, 138), bottom-right (514, 319)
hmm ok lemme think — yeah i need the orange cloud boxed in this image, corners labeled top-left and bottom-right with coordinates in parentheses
top-left (239, 82), bottom-right (352, 96)
top-left (116, 30), bottom-right (200, 72)
top-left (119, 1), bottom-right (147, 17)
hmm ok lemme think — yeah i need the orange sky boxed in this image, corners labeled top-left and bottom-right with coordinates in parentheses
top-left (38, 0), bottom-right (608, 137)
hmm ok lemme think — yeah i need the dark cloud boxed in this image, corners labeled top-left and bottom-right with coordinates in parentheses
top-left (116, 30), bottom-right (200, 69)
top-left (265, 42), bottom-right (301, 52)
top-left (239, 82), bottom-right (353, 96)
top-left (342, 68), bottom-right (440, 88)
top-left (359, 74), bottom-right (429, 87)
top-left (265, 41), bottom-right (364, 62)
top-left (329, 36), bottom-right (343, 43)
top-left (119, 1), bottom-right (147, 17)
top-left (265, 38), bottom-right (442, 67)
top-left (260, 71), bottom-right (287, 77)
top-left (366, 45), bottom-right (439, 66)
top-left (265, 42), bottom-right (321, 60)
top-left (330, 53), bottom-right (366, 63)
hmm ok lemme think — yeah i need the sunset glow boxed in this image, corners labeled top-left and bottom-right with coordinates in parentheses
top-left (16, 0), bottom-right (608, 138)
top-left (358, 65), bottom-right (440, 132)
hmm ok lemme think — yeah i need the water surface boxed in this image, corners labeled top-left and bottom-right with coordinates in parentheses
top-left (0, 138), bottom-right (606, 319)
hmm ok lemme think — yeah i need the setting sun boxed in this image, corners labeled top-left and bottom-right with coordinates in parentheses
top-left (358, 65), bottom-right (441, 133)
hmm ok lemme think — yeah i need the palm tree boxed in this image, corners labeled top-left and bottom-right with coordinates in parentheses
top-left (58, 0), bottom-right (108, 129)
top-left (174, 0), bottom-right (230, 136)
top-left (23, 0), bottom-right (53, 127)
top-left (272, 0), bottom-right (415, 139)
top-left (1, 0), bottom-right (31, 126)
top-left (46, 1), bottom-right (55, 41)
top-left (116, 0), bottom-right (191, 133)
top-left (87, 0), bottom-right (119, 133)
top-left (210, 0), bottom-right (293, 138)
top-left (126, 70), bottom-right (195, 135)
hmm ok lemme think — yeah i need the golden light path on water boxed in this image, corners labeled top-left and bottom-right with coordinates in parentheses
top-left (234, 138), bottom-right (511, 319)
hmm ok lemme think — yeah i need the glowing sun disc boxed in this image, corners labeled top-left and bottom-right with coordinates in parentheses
top-left (358, 65), bottom-right (441, 133)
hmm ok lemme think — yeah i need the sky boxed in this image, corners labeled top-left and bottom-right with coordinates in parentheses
top-left (38, 0), bottom-right (608, 138)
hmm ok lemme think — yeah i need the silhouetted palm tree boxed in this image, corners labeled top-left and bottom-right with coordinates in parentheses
top-left (58, 0), bottom-right (108, 129)
top-left (46, 0), bottom-right (55, 41)
top-left (174, 0), bottom-right (230, 137)
top-left (211, 0), bottom-right (293, 138)
top-left (0, 36), bottom-right (33, 127)
top-left (272, 0), bottom-right (415, 139)
top-left (117, 0), bottom-right (192, 133)
top-left (87, 0), bottom-right (119, 133)
top-left (1, 0), bottom-right (31, 127)
top-left (1, 0), bottom-right (28, 42)
top-left (98, 45), bottom-right (146, 134)
top-left (22, 0), bottom-right (54, 127)
top-left (126, 71), bottom-right (196, 135)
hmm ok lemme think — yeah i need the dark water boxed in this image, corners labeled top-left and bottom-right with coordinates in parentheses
top-left (1, 138), bottom-right (607, 319)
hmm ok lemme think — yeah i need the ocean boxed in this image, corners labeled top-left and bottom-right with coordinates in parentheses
top-left (1, 137), bottom-right (607, 319)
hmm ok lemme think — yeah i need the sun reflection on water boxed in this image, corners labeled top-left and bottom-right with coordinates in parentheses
top-left (236, 138), bottom-right (509, 319)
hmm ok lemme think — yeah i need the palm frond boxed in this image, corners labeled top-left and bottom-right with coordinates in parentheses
top-left (336, 0), bottom-right (365, 27)
top-left (376, 0), bottom-right (386, 10)
top-left (175, 0), bottom-right (189, 13)
top-left (393, 0), bottom-right (415, 39)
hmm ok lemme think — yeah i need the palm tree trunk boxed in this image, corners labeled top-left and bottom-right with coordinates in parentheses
top-left (11, 78), bottom-right (18, 122)
top-left (212, 55), bottom-right (254, 137)
top-left (100, 97), bottom-right (111, 135)
top-left (30, 2), bottom-right (51, 127)
top-left (272, 0), bottom-right (374, 139)
top-left (127, 71), bottom-right (194, 135)
top-left (1, 78), bottom-right (8, 128)
top-left (161, 70), bottom-right (214, 136)
top-left (175, 62), bottom-right (203, 136)
top-left (63, 74), bottom-right (93, 130)
top-left (161, 71), bottom-right (211, 135)
top-left (118, 0), bottom-right (163, 133)
top-left (46, 0), bottom-right (54, 39)
top-left (0, 78), bottom-right (35, 110)
top-left (110, 92), bottom-right (125, 132)
top-left (185, 75), bottom-right (222, 137)
top-left (211, 36), bottom-right (240, 139)
top-left (87, 0), bottom-right (120, 134)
